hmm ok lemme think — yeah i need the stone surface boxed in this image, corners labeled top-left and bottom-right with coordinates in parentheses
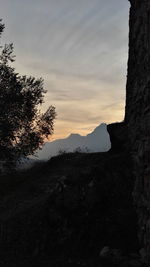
top-left (107, 122), bottom-right (129, 152)
top-left (109, 0), bottom-right (150, 262)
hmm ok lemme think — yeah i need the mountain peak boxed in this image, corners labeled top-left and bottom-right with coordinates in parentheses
top-left (36, 123), bottom-right (111, 160)
top-left (68, 133), bottom-right (81, 139)
top-left (87, 123), bottom-right (107, 137)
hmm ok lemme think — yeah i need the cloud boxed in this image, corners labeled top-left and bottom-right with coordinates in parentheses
top-left (1, 0), bottom-right (129, 139)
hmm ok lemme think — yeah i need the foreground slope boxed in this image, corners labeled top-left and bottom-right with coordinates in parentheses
top-left (0, 149), bottom-right (140, 266)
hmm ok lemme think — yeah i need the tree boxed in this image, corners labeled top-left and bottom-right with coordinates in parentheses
top-left (0, 20), bottom-right (56, 169)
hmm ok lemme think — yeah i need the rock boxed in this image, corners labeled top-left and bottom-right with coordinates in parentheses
top-left (99, 246), bottom-right (110, 258)
top-left (139, 248), bottom-right (146, 262)
top-left (111, 248), bottom-right (122, 261)
top-left (88, 181), bottom-right (94, 188)
top-left (107, 122), bottom-right (129, 153)
top-left (107, 0), bottom-right (150, 262)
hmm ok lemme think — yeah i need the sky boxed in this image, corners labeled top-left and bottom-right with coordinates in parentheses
top-left (1, 0), bottom-right (130, 140)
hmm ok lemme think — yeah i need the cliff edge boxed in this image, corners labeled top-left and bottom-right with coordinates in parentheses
top-left (108, 0), bottom-right (150, 262)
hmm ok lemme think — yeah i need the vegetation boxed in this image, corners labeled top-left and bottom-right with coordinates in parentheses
top-left (0, 20), bottom-right (56, 169)
top-left (0, 151), bottom-right (138, 266)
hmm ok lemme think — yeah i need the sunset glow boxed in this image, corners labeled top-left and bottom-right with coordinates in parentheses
top-left (1, 0), bottom-right (129, 140)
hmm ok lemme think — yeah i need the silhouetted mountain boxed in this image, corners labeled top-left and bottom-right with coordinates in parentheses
top-left (37, 123), bottom-right (111, 160)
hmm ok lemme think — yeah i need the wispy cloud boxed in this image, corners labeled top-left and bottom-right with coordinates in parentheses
top-left (1, 0), bottom-right (129, 139)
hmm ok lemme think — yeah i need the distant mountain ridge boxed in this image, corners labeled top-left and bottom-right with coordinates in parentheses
top-left (36, 123), bottom-right (111, 160)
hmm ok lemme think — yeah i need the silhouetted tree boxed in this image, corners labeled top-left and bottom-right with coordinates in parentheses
top-left (0, 20), bottom-right (56, 170)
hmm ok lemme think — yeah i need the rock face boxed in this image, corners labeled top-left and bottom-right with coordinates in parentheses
top-left (111, 0), bottom-right (150, 261)
top-left (107, 0), bottom-right (150, 261)
top-left (107, 122), bottom-right (129, 153)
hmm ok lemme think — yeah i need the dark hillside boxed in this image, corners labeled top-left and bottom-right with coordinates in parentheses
top-left (0, 150), bottom-right (140, 266)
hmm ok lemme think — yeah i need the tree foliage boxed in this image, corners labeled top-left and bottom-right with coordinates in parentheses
top-left (0, 20), bottom-right (56, 167)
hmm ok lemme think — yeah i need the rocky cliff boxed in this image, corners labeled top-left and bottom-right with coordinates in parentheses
top-left (108, 0), bottom-right (150, 262)
top-left (126, 0), bottom-right (150, 261)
